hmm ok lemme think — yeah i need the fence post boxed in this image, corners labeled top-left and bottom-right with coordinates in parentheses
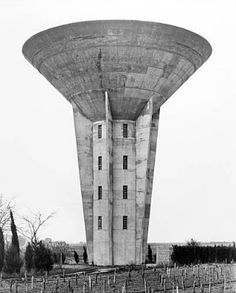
top-left (128, 269), bottom-right (131, 281)
top-left (144, 278), bottom-right (147, 293)
top-left (107, 275), bottom-right (110, 288)
top-left (200, 282), bottom-right (204, 293)
top-left (193, 280), bottom-right (196, 293)
top-left (76, 273), bottom-right (78, 285)
top-left (176, 285), bottom-right (179, 293)
top-left (181, 276), bottom-right (185, 290)
top-left (55, 278), bottom-right (59, 293)
top-left (89, 275), bottom-right (93, 291)
top-left (10, 280), bottom-right (13, 292)
top-left (31, 276), bottom-right (34, 290)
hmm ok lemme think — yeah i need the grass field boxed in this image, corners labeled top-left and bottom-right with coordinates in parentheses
top-left (0, 263), bottom-right (235, 293)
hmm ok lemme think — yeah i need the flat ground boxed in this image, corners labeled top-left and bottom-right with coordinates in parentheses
top-left (0, 263), bottom-right (236, 293)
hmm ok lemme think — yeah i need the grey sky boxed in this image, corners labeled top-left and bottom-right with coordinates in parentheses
top-left (0, 0), bottom-right (235, 243)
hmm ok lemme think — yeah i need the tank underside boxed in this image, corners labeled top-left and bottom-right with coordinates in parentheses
top-left (23, 20), bottom-right (211, 265)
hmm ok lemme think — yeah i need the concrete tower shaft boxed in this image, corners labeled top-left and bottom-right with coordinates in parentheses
top-left (22, 20), bottom-right (212, 265)
top-left (72, 92), bottom-right (160, 265)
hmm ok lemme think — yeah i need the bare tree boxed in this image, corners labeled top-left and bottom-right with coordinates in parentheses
top-left (0, 194), bottom-right (14, 231)
top-left (20, 211), bottom-right (55, 247)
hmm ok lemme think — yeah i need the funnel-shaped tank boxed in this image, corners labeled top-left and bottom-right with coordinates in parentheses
top-left (23, 20), bottom-right (211, 265)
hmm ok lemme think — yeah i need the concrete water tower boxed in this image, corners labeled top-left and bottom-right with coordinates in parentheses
top-left (22, 20), bottom-right (211, 266)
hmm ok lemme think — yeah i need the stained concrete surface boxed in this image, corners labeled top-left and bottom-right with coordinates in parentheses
top-left (22, 20), bottom-right (212, 266)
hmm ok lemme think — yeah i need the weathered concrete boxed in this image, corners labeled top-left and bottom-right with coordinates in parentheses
top-left (22, 20), bottom-right (211, 122)
top-left (72, 102), bottom-right (94, 261)
top-left (92, 93), bottom-right (113, 266)
top-left (22, 20), bottom-right (212, 266)
top-left (113, 120), bottom-right (136, 265)
top-left (135, 97), bottom-right (159, 264)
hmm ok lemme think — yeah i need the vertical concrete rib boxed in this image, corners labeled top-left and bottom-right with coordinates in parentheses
top-left (135, 97), bottom-right (160, 264)
top-left (105, 92), bottom-right (113, 265)
top-left (142, 100), bottom-right (160, 262)
top-left (93, 93), bottom-right (113, 265)
top-left (72, 102), bottom-right (94, 264)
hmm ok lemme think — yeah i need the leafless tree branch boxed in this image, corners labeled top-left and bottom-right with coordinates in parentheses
top-left (0, 194), bottom-right (14, 231)
top-left (20, 211), bottom-right (55, 247)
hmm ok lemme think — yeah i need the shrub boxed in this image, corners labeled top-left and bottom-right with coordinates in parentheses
top-left (4, 245), bottom-right (22, 274)
top-left (74, 250), bottom-right (79, 264)
top-left (61, 252), bottom-right (66, 264)
top-left (4, 211), bottom-right (22, 274)
top-left (148, 244), bottom-right (153, 263)
top-left (0, 228), bottom-right (4, 272)
top-left (52, 252), bottom-right (58, 264)
top-left (10, 210), bottom-right (20, 255)
top-left (34, 241), bottom-right (53, 272)
top-left (83, 246), bottom-right (88, 264)
top-left (25, 243), bottom-right (34, 272)
top-left (171, 244), bottom-right (236, 265)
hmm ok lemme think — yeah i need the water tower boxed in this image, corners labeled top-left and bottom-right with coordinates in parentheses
top-left (22, 20), bottom-right (211, 265)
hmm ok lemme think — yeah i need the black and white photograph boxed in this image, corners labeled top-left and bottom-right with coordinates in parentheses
top-left (0, 0), bottom-right (236, 291)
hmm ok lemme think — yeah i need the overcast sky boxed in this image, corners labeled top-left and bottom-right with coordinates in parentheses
top-left (0, 0), bottom-right (236, 244)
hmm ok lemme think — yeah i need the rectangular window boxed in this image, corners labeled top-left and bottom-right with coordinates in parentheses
top-left (98, 156), bottom-right (102, 170)
top-left (123, 216), bottom-right (128, 230)
top-left (98, 186), bottom-right (102, 200)
top-left (145, 204), bottom-right (150, 218)
top-left (98, 216), bottom-right (102, 230)
top-left (123, 185), bottom-right (128, 199)
top-left (123, 155), bottom-right (128, 170)
top-left (123, 123), bottom-right (128, 138)
top-left (98, 124), bottom-right (102, 139)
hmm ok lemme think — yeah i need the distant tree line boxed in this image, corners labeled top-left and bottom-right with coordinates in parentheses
top-left (171, 240), bottom-right (236, 265)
